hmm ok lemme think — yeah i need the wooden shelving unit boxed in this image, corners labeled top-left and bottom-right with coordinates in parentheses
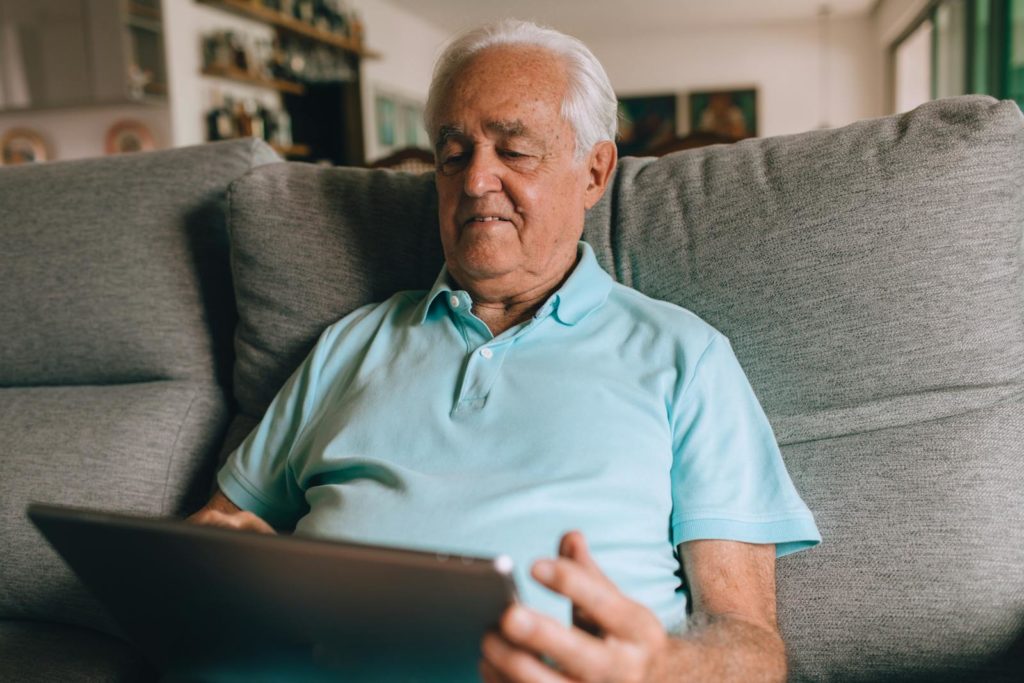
top-left (201, 65), bottom-right (305, 95)
top-left (198, 0), bottom-right (370, 165)
top-left (195, 0), bottom-right (378, 58)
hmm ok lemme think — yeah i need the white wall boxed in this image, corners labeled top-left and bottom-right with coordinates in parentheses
top-left (874, 0), bottom-right (932, 47)
top-left (350, 0), bottom-right (447, 162)
top-left (589, 15), bottom-right (882, 138)
top-left (0, 104), bottom-right (171, 162)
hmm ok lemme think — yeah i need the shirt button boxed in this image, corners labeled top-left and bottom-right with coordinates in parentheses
top-left (449, 295), bottom-right (460, 308)
top-left (480, 347), bottom-right (493, 359)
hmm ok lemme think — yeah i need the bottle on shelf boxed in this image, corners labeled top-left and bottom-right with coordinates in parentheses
top-left (233, 99), bottom-right (253, 137)
top-left (206, 89), bottom-right (237, 141)
top-left (272, 109), bottom-right (293, 147)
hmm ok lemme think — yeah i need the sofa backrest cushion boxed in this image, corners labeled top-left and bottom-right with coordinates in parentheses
top-left (0, 138), bottom-right (280, 388)
top-left (225, 96), bottom-right (1024, 679)
top-left (0, 139), bottom-right (280, 634)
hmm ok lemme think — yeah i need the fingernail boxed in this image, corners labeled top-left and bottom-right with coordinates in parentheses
top-left (533, 559), bottom-right (555, 582)
top-left (507, 606), bottom-right (533, 635)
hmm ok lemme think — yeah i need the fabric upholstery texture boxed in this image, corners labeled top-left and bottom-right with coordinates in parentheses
top-left (0, 621), bottom-right (154, 682)
top-left (0, 139), bottom-right (279, 657)
top-left (225, 95), bottom-right (1024, 680)
top-left (0, 138), bottom-right (279, 388)
top-left (228, 166), bottom-right (443, 420)
top-left (0, 382), bottom-right (227, 632)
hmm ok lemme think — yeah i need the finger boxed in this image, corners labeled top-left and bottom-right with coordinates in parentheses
top-left (187, 509), bottom-right (276, 535)
top-left (499, 604), bottom-right (611, 681)
top-left (481, 631), bottom-right (571, 683)
top-left (479, 657), bottom-right (512, 683)
top-left (558, 531), bottom-right (602, 575)
top-left (532, 558), bottom-right (660, 643)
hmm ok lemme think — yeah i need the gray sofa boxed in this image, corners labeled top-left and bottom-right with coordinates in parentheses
top-left (1, 95), bottom-right (1021, 681)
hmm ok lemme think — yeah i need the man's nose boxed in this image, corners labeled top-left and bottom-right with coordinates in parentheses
top-left (463, 150), bottom-right (502, 197)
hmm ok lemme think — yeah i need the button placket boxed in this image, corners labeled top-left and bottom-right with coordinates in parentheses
top-left (453, 340), bottom-right (511, 412)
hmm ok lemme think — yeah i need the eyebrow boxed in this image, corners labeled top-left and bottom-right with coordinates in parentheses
top-left (485, 120), bottom-right (526, 137)
top-left (436, 125), bottom-right (464, 149)
top-left (435, 120), bottom-right (531, 149)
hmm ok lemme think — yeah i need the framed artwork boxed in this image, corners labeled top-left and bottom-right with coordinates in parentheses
top-left (689, 89), bottom-right (758, 139)
top-left (616, 94), bottom-right (677, 157)
top-left (1, 128), bottom-right (49, 165)
top-left (375, 95), bottom-right (396, 147)
top-left (106, 120), bottom-right (155, 154)
top-left (373, 89), bottom-right (429, 156)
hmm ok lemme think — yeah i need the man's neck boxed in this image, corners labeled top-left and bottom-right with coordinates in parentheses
top-left (470, 297), bottom-right (547, 337)
top-left (453, 253), bottom-right (581, 337)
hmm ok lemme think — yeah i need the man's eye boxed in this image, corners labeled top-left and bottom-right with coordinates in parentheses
top-left (501, 150), bottom-right (525, 159)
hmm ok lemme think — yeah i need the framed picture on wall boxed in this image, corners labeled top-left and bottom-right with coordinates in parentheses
top-left (105, 120), bottom-right (155, 155)
top-left (373, 89), bottom-right (430, 160)
top-left (689, 88), bottom-right (758, 139)
top-left (616, 94), bottom-right (677, 157)
top-left (1, 128), bottom-right (49, 165)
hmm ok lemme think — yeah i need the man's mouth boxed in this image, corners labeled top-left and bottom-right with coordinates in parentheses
top-left (464, 215), bottom-right (512, 226)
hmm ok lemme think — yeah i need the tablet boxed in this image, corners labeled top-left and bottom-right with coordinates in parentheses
top-left (27, 502), bottom-right (518, 681)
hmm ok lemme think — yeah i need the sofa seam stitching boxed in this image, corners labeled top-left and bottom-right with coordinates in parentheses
top-left (161, 386), bottom-right (201, 515)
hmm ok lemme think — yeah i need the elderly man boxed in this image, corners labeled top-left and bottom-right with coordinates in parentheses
top-left (190, 19), bottom-right (819, 682)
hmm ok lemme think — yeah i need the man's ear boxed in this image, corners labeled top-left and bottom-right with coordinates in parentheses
top-left (583, 140), bottom-right (618, 210)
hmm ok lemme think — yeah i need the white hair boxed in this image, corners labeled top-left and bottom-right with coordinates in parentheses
top-left (423, 19), bottom-right (618, 161)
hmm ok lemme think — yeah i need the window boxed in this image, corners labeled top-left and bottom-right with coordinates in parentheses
top-left (892, 0), bottom-right (1024, 112)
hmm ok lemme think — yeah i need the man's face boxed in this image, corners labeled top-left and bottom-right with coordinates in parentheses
top-left (433, 46), bottom-right (598, 298)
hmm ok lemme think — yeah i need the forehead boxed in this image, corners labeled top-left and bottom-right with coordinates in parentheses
top-left (436, 45), bottom-right (570, 136)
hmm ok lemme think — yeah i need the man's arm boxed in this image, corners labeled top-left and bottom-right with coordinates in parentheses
top-left (480, 532), bottom-right (786, 683)
top-left (186, 488), bottom-right (276, 535)
top-left (653, 539), bottom-right (786, 682)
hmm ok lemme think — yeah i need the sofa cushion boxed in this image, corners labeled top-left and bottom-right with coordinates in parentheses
top-left (0, 620), bottom-right (154, 682)
top-left (587, 95), bottom-right (1024, 446)
top-left (224, 95), bottom-right (1023, 677)
top-left (0, 381), bottom-right (227, 632)
top-left (0, 138), bottom-right (280, 388)
top-left (777, 399), bottom-right (1024, 681)
top-left (228, 166), bottom-right (442, 419)
top-left (227, 96), bottom-right (1024, 437)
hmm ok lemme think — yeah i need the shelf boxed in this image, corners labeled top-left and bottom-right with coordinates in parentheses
top-left (208, 137), bottom-right (310, 158)
top-left (195, 0), bottom-right (379, 58)
top-left (272, 143), bottom-right (311, 158)
top-left (128, 2), bottom-right (162, 21)
top-left (201, 65), bottom-right (305, 95)
top-left (126, 15), bottom-right (162, 33)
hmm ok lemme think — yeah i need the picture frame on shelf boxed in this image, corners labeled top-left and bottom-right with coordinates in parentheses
top-left (689, 88), bottom-right (758, 139)
top-left (105, 120), bottom-right (156, 155)
top-left (1, 128), bottom-right (49, 165)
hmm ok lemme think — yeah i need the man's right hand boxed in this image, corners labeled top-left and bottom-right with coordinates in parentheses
top-left (186, 489), bottom-right (276, 534)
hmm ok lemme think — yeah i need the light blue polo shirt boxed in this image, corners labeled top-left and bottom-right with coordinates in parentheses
top-left (219, 241), bottom-right (820, 635)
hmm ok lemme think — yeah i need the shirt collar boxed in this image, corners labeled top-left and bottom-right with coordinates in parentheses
top-left (416, 241), bottom-right (613, 326)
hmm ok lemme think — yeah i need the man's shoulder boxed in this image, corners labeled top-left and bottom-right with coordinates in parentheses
top-left (603, 281), bottom-right (722, 348)
top-left (317, 289), bottom-right (429, 346)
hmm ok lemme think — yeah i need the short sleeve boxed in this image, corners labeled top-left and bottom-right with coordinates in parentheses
top-left (669, 334), bottom-right (821, 557)
top-left (217, 331), bottom-right (333, 530)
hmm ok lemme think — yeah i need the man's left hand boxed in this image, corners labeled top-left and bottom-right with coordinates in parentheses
top-left (480, 530), bottom-right (669, 682)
